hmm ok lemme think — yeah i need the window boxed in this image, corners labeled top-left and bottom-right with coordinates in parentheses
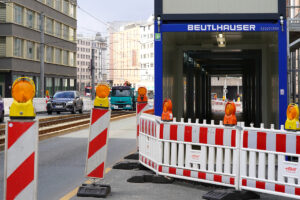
top-left (62, 50), bottom-right (68, 65)
top-left (36, 44), bottom-right (40, 60)
top-left (0, 37), bottom-right (5, 57)
top-left (70, 52), bottom-right (74, 66)
top-left (63, 25), bottom-right (69, 40)
top-left (37, 13), bottom-right (42, 31)
top-left (70, 79), bottom-right (75, 90)
top-left (55, 0), bottom-right (61, 11)
top-left (70, 3), bottom-right (75, 17)
top-left (46, 77), bottom-right (53, 96)
top-left (69, 28), bottom-right (74, 41)
top-left (14, 5), bottom-right (23, 24)
top-left (14, 38), bottom-right (23, 57)
top-left (62, 79), bottom-right (68, 90)
top-left (27, 41), bottom-right (34, 59)
top-left (46, 46), bottom-right (53, 62)
top-left (26, 10), bottom-right (34, 29)
top-left (0, 3), bottom-right (6, 22)
top-left (63, 0), bottom-right (69, 15)
top-left (54, 78), bottom-right (61, 92)
top-left (46, 18), bottom-right (53, 34)
top-left (55, 48), bottom-right (61, 64)
top-left (55, 22), bottom-right (61, 37)
top-left (46, 0), bottom-right (53, 7)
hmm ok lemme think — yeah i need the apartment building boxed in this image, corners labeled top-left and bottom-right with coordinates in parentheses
top-left (0, 0), bottom-right (77, 97)
top-left (76, 33), bottom-right (108, 92)
top-left (139, 16), bottom-right (154, 92)
top-left (109, 23), bottom-right (141, 87)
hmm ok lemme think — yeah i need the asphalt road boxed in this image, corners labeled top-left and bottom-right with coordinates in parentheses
top-left (0, 116), bottom-right (137, 200)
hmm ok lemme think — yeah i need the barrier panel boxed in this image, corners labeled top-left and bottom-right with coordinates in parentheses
top-left (139, 113), bottom-right (300, 199)
top-left (241, 125), bottom-right (300, 199)
top-left (4, 120), bottom-right (39, 200)
top-left (139, 113), bottom-right (159, 171)
top-left (136, 102), bottom-right (149, 149)
top-left (139, 115), bottom-right (241, 190)
top-left (85, 108), bottom-right (111, 179)
top-left (211, 100), bottom-right (243, 113)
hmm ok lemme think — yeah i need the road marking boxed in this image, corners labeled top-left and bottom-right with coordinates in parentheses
top-left (59, 167), bottom-right (112, 200)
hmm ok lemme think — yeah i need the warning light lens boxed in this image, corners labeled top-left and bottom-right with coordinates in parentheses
top-left (287, 105), bottom-right (298, 120)
top-left (96, 84), bottom-right (110, 98)
top-left (12, 77), bottom-right (35, 103)
top-left (138, 87), bottom-right (147, 96)
top-left (225, 102), bottom-right (236, 116)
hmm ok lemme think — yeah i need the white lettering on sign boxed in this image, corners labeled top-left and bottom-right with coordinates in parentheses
top-left (187, 24), bottom-right (256, 32)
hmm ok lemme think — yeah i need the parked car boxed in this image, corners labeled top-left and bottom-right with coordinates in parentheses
top-left (0, 96), bottom-right (4, 122)
top-left (47, 91), bottom-right (83, 115)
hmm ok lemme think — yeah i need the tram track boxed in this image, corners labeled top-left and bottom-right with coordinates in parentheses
top-left (0, 111), bottom-right (136, 150)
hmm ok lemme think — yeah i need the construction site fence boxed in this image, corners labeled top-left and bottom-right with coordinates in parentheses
top-left (139, 113), bottom-right (300, 199)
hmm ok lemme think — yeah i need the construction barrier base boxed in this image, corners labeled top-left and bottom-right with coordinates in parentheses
top-left (203, 189), bottom-right (260, 200)
top-left (127, 174), bottom-right (174, 184)
top-left (124, 152), bottom-right (139, 160)
top-left (77, 184), bottom-right (111, 198)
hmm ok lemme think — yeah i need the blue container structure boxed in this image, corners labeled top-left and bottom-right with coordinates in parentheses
top-left (154, 0), bottom-right (287, 127)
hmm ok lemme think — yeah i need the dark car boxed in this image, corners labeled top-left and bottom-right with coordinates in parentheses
top-left (47, 91), bottom-right (83, 115)
top-left (0, 96), bottom-right (4, 122)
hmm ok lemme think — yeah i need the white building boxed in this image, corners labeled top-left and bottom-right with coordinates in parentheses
top-left (76, 33), bottom-right (108, 93)
top-left (139, 16), bottom-right (154, 92)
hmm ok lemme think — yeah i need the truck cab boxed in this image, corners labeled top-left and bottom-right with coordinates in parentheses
top-left (110, 86), bottom-right (136, 111)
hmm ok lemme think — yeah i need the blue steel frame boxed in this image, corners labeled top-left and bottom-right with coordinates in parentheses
top-left (154, 21), bottom-right (288, 126)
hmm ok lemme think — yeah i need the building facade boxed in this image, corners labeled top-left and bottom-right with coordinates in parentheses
top-left (139, 16), bottom-right (154, 92)
top-left (0, 0), bottom-right (77, 97)
top-left (109, 23), bottom-right (141, 87)
top-left (76, 33), bottom-right (108, 93)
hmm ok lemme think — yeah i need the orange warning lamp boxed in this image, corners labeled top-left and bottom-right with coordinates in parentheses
top-left (94, 84), bottom-right (110, 109)
top-left (223, 102), bottom-right (237, 126)
top-left (285, 103), bottom-right (300, 130)
top-left (137, 87), bottom-right (148, 103)
top-left (10, 77), bottom-right (36, 119)
top-left (161, 98), bottom-right (173, 121)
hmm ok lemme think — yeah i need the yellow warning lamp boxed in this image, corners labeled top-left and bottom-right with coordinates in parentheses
top-left (137, 87), bottom-right (148, 103)
top-left (222, 96), bottom-right (226, 101)
top-left (285, 103), bottom-right (300, 131)
top-left (223, 102), bottom-right (237, 126)
top-left (9, 77), bottom-right (36, 119)
top-left (94, 84), bottom-right (110, 109)
top-left (237, 97), bottom-right (241, 102)
top-left (161, 98), bottom-right (173, 121)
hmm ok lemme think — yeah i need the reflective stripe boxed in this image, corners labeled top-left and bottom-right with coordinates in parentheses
top-left (208, 128), bottom-right (216, 145)
top-left (192, 126), bottom-right (200, 143)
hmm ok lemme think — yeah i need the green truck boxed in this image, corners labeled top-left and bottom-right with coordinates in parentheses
top-left (110, 86), bottom-right (136, 111)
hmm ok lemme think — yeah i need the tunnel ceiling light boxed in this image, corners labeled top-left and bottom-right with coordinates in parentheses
top-left (217, 33), bottom-right (226, 48)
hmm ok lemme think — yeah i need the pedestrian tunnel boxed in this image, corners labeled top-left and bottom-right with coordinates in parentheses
top-left (162, 31), bottom-right (279, 127)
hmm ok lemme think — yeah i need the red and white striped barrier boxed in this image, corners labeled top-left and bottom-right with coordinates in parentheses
top-left (139, 114), bottom-right (159, 171)
top-left (157, 119), bottom-right (240, 189)
top-left (139, 111), bottom-right (300, 199)
top-left (4, 120), bottom-right (39, 200)
top-left (241, 125), bottom-right (300, 199)
top-left (138, 115), bottom-right (241, 189)
top-left (85, 108), bottom-right (111, 179)
top-left (136, 102), bottom-right (149, 149)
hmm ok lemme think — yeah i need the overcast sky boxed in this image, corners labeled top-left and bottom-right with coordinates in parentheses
top-left (77, 0), bottom-right (154, 37)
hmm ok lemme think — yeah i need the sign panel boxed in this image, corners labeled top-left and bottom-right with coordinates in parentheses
top-left (163, 0), bottom-right (278, 15)
top-left (161, 23), bottom-right (281, 33)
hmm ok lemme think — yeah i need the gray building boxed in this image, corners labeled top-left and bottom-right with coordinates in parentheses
top-left (0, 0), bottom-right (77, 97)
